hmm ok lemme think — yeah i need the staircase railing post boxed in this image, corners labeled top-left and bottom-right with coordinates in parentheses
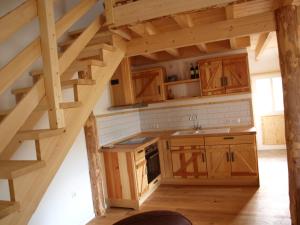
top-left (37, 0), bottom-right (65, 128)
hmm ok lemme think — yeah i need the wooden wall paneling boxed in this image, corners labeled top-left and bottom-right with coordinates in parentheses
top-left (262, 115), bottom-right (286, 145)
top-left (275, 5), bottom-right (300, 225)
top-left (84, 113), bottom-right (106, 216)
top-left (38, 0), bottom-right (65, 128)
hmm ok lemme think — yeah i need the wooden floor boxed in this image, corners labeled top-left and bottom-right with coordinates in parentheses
top-left (88, 150), bottom-right (290, 225)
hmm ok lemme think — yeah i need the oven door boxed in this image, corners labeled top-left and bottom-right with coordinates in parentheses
top-left (146, 150), bottom-right (161, 183)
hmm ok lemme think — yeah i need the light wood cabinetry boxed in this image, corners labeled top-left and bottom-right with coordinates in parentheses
top-left (132, 67), bottom-right (166, 103)
top-left (103, 144), bottom-right (160, 209)
top-left (199, 54), bottom-right (250, 96)
top-left (162, 133), bottom-right (259, 186)
top-left (110, 57), bottom-right (135, 106)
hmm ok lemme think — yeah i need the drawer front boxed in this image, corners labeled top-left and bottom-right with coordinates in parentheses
top-left (205, 135), bottom-right (255, 145)
top-left (135, 149), bottom-right (145, 162)
top-left (170, 145), bottom-right (205, 151)
top-left (170, 137), bottom-right (205, 147)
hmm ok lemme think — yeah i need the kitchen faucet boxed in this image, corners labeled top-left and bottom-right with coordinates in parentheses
top-left (188, 114), bottom-right (202, 130)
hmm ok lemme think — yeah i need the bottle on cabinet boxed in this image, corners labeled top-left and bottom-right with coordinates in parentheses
top-left (190, 63), bottom-right (195, 79)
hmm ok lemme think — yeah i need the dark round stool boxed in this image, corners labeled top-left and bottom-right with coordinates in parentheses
top-left (113, 210), bottom-right (192, 225)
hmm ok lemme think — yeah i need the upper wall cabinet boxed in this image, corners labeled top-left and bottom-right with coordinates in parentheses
top-left (132, 67), bottom-right (166, 103)
top-left (110, 57), bottom-right (135, 106)
top-left (199, 54), bottom-right (250, 96)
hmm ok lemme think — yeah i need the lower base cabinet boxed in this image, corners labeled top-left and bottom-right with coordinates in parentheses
top-left (161, 133), bottom-right (259, 186)
top-left (103, 149), bottom-right (160, 209)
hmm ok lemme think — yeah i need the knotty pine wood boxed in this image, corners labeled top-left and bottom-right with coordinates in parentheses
top-left (276, 4), bottom-right (300, 225)
top-left (88, 150), bottom-right (290, 225)
top-left (84, 113), bottom-right (106, 216)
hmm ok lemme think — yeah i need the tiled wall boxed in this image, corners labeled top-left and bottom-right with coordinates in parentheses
top-left (97, 100), bottom-right (253, 145)
top-left (97, 111), bottom-right (141, 145)
top-left (140, 100), bottom-right (252, 131)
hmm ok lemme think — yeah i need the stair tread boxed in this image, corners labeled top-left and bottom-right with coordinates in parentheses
top-left (61, 79), bottom-right (96, 87)
top-left (16, 128), bottom-right (66, 140)
top-left (83, 43), bottom-right (115, 52)
top-left (0, 160), bottom-right (46, 179)
top-left (0, 201), bottom-right (20, 219)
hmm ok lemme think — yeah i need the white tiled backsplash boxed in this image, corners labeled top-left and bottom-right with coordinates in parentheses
top-left (97, 112), bottom-right (141, 145)
top-left (97, 100), bottom-right (252, 145)
top-left (139, 100), bottom-right (252, 131)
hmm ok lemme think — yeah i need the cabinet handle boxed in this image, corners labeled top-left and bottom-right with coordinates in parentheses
top-left (226, 152), bottom-right (230, 162)
top-left (231, 152), bottom-right (235, 162)
top-left (166, 141), bottom-right (170, 150)
top-left (158, 86), bottom-right (161, 94)
top-left (137, 150), bottom-right (144, 154)
top-left (224, 137), bottom-right (234, 140)
top-left (224, 77), bottom-right (228, 86)
top-left (153, 179), bottom-right (159, 184)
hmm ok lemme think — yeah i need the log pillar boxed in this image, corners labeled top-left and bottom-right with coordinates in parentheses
top-left (84, 112), bottom-right (106, 216)
top-left (276, 4), bottom-right (300, 225)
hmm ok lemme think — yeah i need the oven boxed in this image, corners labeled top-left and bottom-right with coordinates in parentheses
top-left (145, 143), bottom-right (161, 183)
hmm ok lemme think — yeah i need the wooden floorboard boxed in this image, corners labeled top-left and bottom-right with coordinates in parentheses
top-left (88, 150), bottom-right (290, 225)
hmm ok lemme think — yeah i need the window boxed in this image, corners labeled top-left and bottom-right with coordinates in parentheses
top-left (254, 76), bottom-right (284, 115)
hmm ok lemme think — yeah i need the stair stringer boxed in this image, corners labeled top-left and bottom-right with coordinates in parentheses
top-left (1, 42), bottom-right (126, 225)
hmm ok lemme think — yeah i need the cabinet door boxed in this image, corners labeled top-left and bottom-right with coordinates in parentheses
top-left (132, 68), bottom-right (166, 103)
top-left (199, 59), bottom-right (225, 96)
top-left (230, 144), bottom-right (258, 176)
top-left (135, 160), bottom-right (149, 197)
top-left (171, 150), bottom-right (207, 178)
top-left (223, 55), bottom-right (250, 94)
top-left (206, 145), bottom-right (231, 178)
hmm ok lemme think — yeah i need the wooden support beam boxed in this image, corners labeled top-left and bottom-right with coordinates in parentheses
top-left (225, 5), bottom-right (239, 49)
top-left (110, 28), bottom-right (132, 40)
top-left (275, 5), bottom-right (300, 225)
top-left (84, 112), bottom-right (106, 216)
top-left (127, 11), bottom-right (276, 56)
top-left (255, 32), bottom-right (273, 60)
top-left (38, 0), bottom-right (65, 128)
top-left (112, 0), bottom-right (239, 27)
top-left (196, 43), bottom-right (208, 53)
top-left (129, 22), bottom-right (180, 58)
top-left (141, 53), bottom-right (160, 61)
top-left (104, 0), bottom-right (114, 25)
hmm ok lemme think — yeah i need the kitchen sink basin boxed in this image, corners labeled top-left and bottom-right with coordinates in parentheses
top-left (172, 128), bottom-right (230, 136)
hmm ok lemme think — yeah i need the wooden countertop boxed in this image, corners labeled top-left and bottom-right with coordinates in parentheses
top-left (100, 127), bottom-right (256, 153)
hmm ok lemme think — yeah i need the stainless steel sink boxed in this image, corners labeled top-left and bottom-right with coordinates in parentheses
top-left (118, 137), bottom-right (154, 145)
top-left (172, 128), bottom-right (230, 136)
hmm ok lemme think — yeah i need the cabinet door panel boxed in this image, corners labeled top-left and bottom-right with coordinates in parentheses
top-left (230, 144), bottom-right (258, 176)
top-left (223, 55), bottom-right (250, 94)
top-left (132, 68), bottom-right (165, 103)
top-left (135, 160), bottom-right (148, 197)
top-left (199, 59), bottom-right (225, 96)
top-left (171, 150), bottom-right (207, 178)
top-left (206, 145), bottom-right (231, 178)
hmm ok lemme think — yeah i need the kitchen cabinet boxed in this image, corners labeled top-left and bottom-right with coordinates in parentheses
top-left (110, 57), bottom-right (135, 106)
top-left (102, 140), bottom-right (161, 209)
top-left (164, 133), bottom-right (258, 186)
top-left (199, 54), bottom-right (250, 96)
top-left (206, 145), bottom-right (231, 178)
top-left (132, 67), bottom-right (166, 103)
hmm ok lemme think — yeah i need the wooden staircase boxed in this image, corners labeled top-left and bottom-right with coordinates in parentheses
top-left (0, 0), bottom-right (126, 224)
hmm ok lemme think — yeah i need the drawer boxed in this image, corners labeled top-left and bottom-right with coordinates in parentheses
top-left (205, 135), bottom-right (255, 145)
top-left (134, 149), bottom-right (145, 162)
top-left (170, 137), bottom-right (205, 147)
top-left (170, 145), bottom-right (205, 151)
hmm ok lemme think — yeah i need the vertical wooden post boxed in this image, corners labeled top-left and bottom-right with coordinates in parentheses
top-left (275, 4), bottom-right (300, 225)
top-left (38, 0), bottom-right (65, 128)
top-left (84, 112), bottom-right (106, 216)
top-left (104, 0), bottom-right (115, 25)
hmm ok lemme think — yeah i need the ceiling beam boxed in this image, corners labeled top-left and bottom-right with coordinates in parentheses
top-left (225, 5), bottom-right (239, 49)
top-left (127, 11), bottom-right (276, 57)
top-left (172, 13), bottom-right (208, 53)
top-left (255, 32), bottom-right (273, 60)
top-left (129, 22), bottom-right (180, 58)
top-left (112, 0), bottom-right (240, 27)
top-left (109, 28), bottom-right (132, 40)
top-left (141, 53), bottom-right (160, 61)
